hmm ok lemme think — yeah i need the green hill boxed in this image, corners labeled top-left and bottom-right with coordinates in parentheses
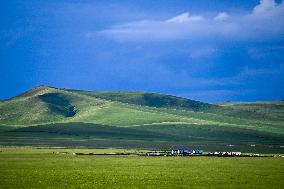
top-left (0, 86), bottom-right (283, 151)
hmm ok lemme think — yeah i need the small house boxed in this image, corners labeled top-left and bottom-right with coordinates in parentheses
top-left (192, 150), bottom-right (203, 154)
top-left (178, 148), bottom-right (190, 155)
top-left (171, 148), bottom-right (190, 155)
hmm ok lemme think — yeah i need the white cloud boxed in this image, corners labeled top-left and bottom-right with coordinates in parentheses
top-left (253, 0), bottom-right (277, 14)
top-left (166, 12), bottom-right (190, 23)
top-left (214, 12), bottom-right (230, 21)
top-left (92, 0), bottom-right (284, 42)
top-left (167, 12), bottom-right (204, 23)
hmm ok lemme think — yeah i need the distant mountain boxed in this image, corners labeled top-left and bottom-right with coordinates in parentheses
top-left (0, 86), bottom-right (283, 150)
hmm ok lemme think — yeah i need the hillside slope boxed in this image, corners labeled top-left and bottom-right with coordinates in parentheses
top-left (0, 86), bottom-right (283, 149)
top-left (0, 86), bottom-right (218, 126)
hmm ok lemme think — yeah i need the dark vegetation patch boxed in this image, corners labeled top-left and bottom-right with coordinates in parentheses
top-left (0, 125), bottom-right (14, 132)
top-left (38, 93), bottom-right (77, 117)
top-left (8, 122), bottom-right (284, 145)
top-left (0, 131), bottom-right (283, 153)
top-left (11, 122), bottom-right (179, 141)
top-left (232, 103), bottom-right (284, 108)
top-left (137, 124), bottom-right (284, 145)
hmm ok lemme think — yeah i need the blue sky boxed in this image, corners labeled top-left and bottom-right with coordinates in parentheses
top-left (1, 0), bottom-right (284, 102)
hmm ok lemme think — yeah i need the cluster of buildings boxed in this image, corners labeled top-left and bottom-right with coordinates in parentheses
top-left (171, 148), bottom-right (203, 155)
top-left (207, 151), bottom-right (242, 157)
top-left (144, 148), bottom-right (246, 157)
top-left (69, 148), bottom-right (276, 158)
top-left (144, 148), bottom-right (204, 156)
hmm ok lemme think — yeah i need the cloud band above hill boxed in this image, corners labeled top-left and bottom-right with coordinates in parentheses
top-left (92, 0), bottom-right (284, 42)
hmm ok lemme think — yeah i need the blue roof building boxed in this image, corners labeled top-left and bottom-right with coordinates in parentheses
top-left (171, 148), bottom-right (190, 155)
top-left (192, 150), bottom-right (203, 154)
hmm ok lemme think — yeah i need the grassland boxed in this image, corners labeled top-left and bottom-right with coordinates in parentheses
top-left (0, 86), bottom-right (283, 152)
top-left (0, 147), bottom-right (283, 189)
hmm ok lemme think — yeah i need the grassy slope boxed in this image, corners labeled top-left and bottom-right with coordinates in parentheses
top-left (0, 86), bottom-right (283, 148)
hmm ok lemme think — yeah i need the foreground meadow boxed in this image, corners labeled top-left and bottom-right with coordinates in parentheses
top-left (0, 148), bottom-right (283, 189)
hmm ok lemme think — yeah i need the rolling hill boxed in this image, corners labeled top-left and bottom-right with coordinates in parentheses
top-left (0, 85), bottom-right (283, 152)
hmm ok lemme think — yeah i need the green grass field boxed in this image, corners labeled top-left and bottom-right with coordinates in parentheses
top-left (0, 148), bottom-right (283, 189)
